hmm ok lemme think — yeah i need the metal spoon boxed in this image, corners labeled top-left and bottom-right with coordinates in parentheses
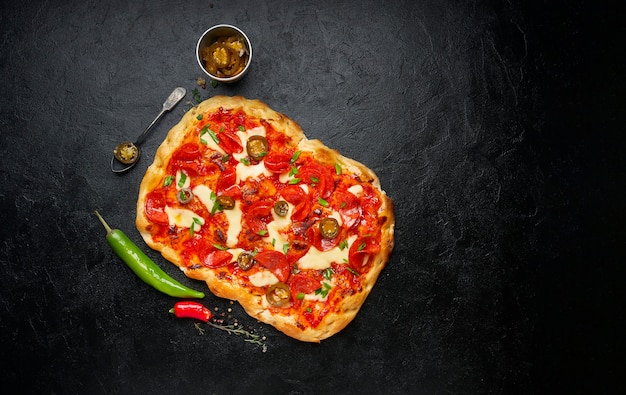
top-left (111, 87), bottom-right (187, 173)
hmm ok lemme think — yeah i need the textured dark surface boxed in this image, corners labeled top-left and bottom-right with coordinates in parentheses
top-left (1, 0), bottom-right (624, 393)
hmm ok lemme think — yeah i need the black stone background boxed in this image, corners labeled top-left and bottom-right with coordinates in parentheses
top-left (1, 0), bottom-right (624, 393)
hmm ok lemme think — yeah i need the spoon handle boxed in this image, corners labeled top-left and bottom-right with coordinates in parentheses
top-left (135, 87), bottom-right (186, 146)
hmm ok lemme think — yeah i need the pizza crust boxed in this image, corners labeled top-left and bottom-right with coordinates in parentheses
top-left (136, 96), bottom-right (394, 342)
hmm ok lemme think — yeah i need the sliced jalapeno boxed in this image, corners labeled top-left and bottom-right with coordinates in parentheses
top-left (319, 217), bottom-right (340, 239)
top-left (216, 195), bottom-right (235, 210)
top-left (266, 282), bottom-right (291, 307)
top-left (113, 142), bottom-right (139, 165)
top-left (177, 188), bottom-right (193, 204)
top-left (246, 135), bottom-right (269, 161)
top-left (237, 251), bottom-right (255, 271)
top-left (274, 200), bottom-right (289, 217)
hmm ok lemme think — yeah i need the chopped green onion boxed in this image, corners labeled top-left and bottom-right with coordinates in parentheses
top-left (339, 240), bottom-right (348, 250)
top-left (346, 266), bottom-right (360, 276)
top-left (210, 79), bottom-right (218, 88)
top-left (240, 157), bottom-right (251, 166)
top-left (357, 242), bottom-right (366, 251)
top-left (323, 267), bottom-right (334, 280)
top-left (318, 197), bottom-right (329, 207)
top-left (289, 166), bottom-right (299, 177)
top-left (213, 244), bottom-right (228, 251)
top-left (290, 150), bottom-right (301, 164)
top-left (297, 292), bottom-right (305, 300)
top-left (335, 163), bottom-right (342, 175)
top-left (282, 243), bottom-right (289, 254)
top-left (208, 129), bottom-right (219, 144)
top-left (310, 176), bottom-right (319, 183)
top-left (257, 230), bottom-right (268, 236)
top-left (315, 282), bottom-right (331, 298)
top-left (238, 125), bottom-right (245, 131)
top-left (196, 114), bottom-right (203, 120)
top-left (177, 173), bottom-right (187, 188)
top-left (288, 178), bottom-right (300, 185)
top-left (163, 175), bottom-right (174, 187)
top-left (192, 88), bottom-right (201, 103)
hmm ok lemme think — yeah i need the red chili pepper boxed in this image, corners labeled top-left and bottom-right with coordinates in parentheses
top-left (169, 301), bottom-right (213, 323)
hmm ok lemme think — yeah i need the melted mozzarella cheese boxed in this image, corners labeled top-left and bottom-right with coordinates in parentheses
top-left (223, 201), bottom-right (243, 247)
top-left (232, 126), bottom-right (267, 162)
top-left (236, 125), bottom-right (266, 144)
top-left (200, 129), bottom-right (226, 155)
top-left (164, 206), bottom-right (204, 229)
top-left (279, 172), bottom-right (293, 183)
top-left (192, 184), bottom-right (214, 207)
top-left (264, 201), bottom-right (294, 249)
top-left (175, 170), bottom-right (190, 190)
top-left (328, 209), bottom-right (343, 226)
top-left (193, 184), bottom-right (243, 247)
top-left (304, 290), bottom-right (329, 302)
top-left (347, 184), bottom-right (363, 197)
top-left (235, 162), bottom-right (271, 183)
top-left (297, 234), bottom-right (358, 270)
top-left (249, 270), bottom-right (279, 287)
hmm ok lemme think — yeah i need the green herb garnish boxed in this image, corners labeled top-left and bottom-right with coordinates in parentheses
top-left (315, 282), bottom-right (331, 298)
top-left (177, 172), bottom-right (187, 188)
top-left (163, 175), bottom-right (174, 187)
top-left (290, 150), bottom-right (301, 164)
top-left (323, 267), bottom-right (334, 280)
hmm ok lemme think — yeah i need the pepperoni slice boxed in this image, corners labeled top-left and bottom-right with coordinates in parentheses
top-left (202, 250), bottom-right (233, 268)
top-left (172, 143), bottom-right (201, 161)
top-left (264, 151), bottom-right (292, 173)
top-left (307, 220), bottom-right (340, 251)
top-left (348, 236), bottom-right (380, 268)
top-left (244, 200), bottom-right (273, 233)
top-left (215, 166), bottom-right (237, 193)
top-left (359, 183), bottom-right (382, 213)
top-left (331, 190), bottom-right (362, 229)
top-left (145, 190), bottom-right (169, 225)
top-left (216, 129), bottom-right (243, 154)
top-left (281, 184), bottom-right (311, 222)
top-left (297, 161), bottom-right (334, 199)
top-left (289, 273), bottom-right (321, 297)
top-left (255, 250), bottom-right (290, 282)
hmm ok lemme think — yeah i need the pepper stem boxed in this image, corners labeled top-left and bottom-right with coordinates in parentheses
top-left (94, 210), bottom-right (113, 235)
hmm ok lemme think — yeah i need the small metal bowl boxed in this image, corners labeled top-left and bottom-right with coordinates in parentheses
top-left (196, 24), bottom-right (252, 83)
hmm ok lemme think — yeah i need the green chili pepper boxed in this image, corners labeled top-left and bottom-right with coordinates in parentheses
top-left (94, 210), bottom-right (205, 299)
